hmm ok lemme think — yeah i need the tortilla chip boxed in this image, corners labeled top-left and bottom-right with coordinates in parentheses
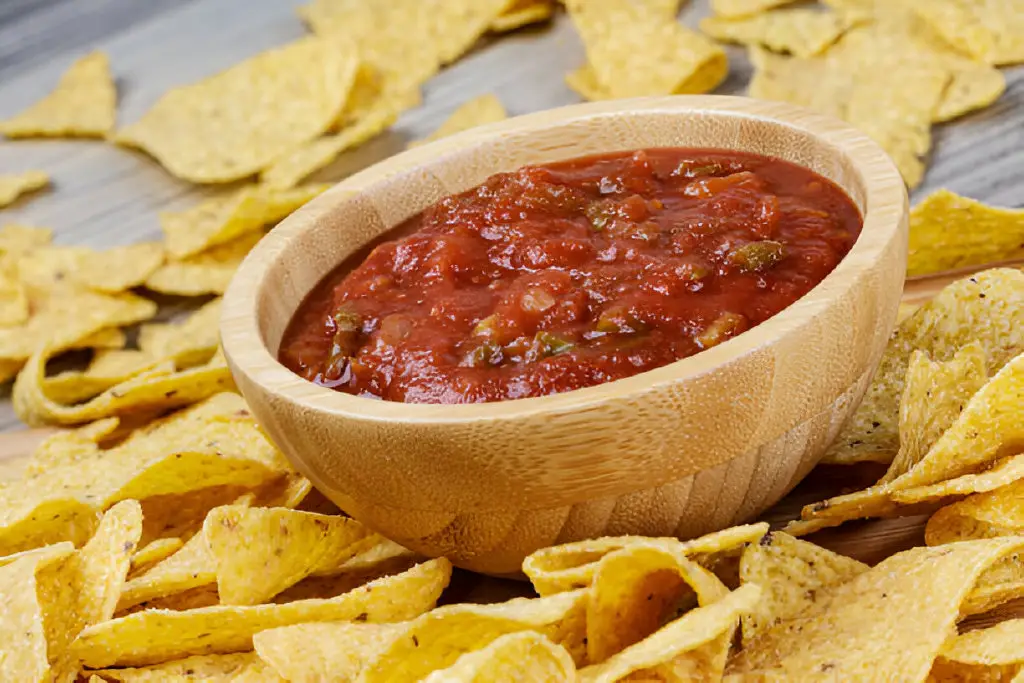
top-left (73, 500), bottom-right (143, 624)
top-left (963, 553), bottom-right (1024, 617)
top-left (0, 224), bottom-right (52, 258)
top-left (931, 619), bottom-right (1024, 681)
top-left (129, 537), bottom-right (184, 577)
top-left (523, 524), bottom-right (767, 597)
top-left (566, 0), bottom-right (727, 100)
top-left (728, 537), bottom-right (1024, 679)
top-left (145, 231), bottom-right (261, 297)
top-left (579, 583), bottom-right (760, 682)
top-left (13, 347), bottom-right (235, 427)
top-left (926, 479), bottom-right (1024, 546)
top-left (204, 506), bottom-right (375, 605)
top-left (916, 0), bottom-right (1024, 66)
top-left (411, 94), bottom-right (507, 148)
top-left (420, 631), bottom-right (576, 682)
top-left (0, 543), bottom-right (76, 681)
top-left (94, 652), bottom-right (282, 682)
top-left (68, 242), bottom-right (164, 293)
top-left (298, 0), bottom-right (509, 90)
top-left (701, 9), bottom-right (859, 58)
top-left (137, 483), bottom-right (254, 547)
top-left (160, 185), bottom-right (326, 259)
top-left (881, 343), bottom-right (989, 484)
top-left (738, 531), bottom-right (867, 645)
top-left (114, 37), bottom-right (359, 183)
top-left (0, 270), bottom-right (29, 325)
top-left (825, 269), bottom-right (1024, 465)
top-left (491, 0), bottom-right (556, 32)
top-left (261, 93), bottom-right (417, 188)
top-left (118, 524), bottom-right (217, 611)
top-left (77, 327), bottom-right (127, 350)
top-left (137, 298), bottom-right (221, 369)
top-left (0, 287), bottom-right (155, 366)
top-left (74, 558), bottom-right (452, 668)
top-left (42, 350), bottom-right (161, 406)
top-left (710, 0), bottom-right (800, 18)
top-left (0, 171), bottom-right (50, 207)
top-left (349, 590), bottom-right (587, 682)
top-left (908, 190), bottom-right (1024, 278)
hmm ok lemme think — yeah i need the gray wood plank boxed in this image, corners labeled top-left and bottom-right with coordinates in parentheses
top-left (0, 0), bottom-right (1022, 432)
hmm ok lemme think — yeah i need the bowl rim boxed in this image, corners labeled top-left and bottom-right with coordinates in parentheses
top-left (221, 95), bottom-right (907, 425)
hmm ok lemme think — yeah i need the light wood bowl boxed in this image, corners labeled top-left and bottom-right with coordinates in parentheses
top-left (221, 96), bottom-right (908, 575)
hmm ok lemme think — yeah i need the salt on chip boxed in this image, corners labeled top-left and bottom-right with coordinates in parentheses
top-left (880, 342), bottom-right (989, 484)
top-left (522, 523), bottom-right (767, 596)
top-left (930, 619), bottom-right (1024, 681)
top-left (70, 242), bottom-right (164, 293)
top-left (0, 270), bottom-right (29, 325)
top-left (422, 631), bottom-right (576, 683)
top-left (824, 268), bottom-right (1024, 466)
top-left (95, 652), bottom-right (281, 683)
top-left (410, 94), bottom-right (507, 148)
top-left (738, 531), bottom-right (867, 644)
top-left (926, 479), bottom-right (1024, 546)
top-left (13, 347), bottom-right (235, 426)
top-left (0, 52), bottom-right (115, 138)
top-left (73, 558), bottom-right (452, 668)
top-left (566, 0), bottom-right (727, 99)
top-left (908, 190), bottom-right (1024, 278)
top-left (115, 37), bottom-right (359, 183)
top-left (710, 0), bottom-right (800, 18)
top-left (72, 500), bottom-right (143, 626)
top-left (160, 184), bottom-right (327, 259)
top-left (204, 505), bottom-right (375, 605)
top-left (916, 0), bottom-right (1024, 66)
top-left (354, 589), bottom-right (587, 682)
top-left (138, 297), bottom-right (222, 368)
top-left (145, 231), bottom-right (260, 297)
top-left (578, 583), bottom-right (761, 682)
top-left (491, 0), bottom-right (555, 33)
top-left (586, 541), bottom-right (729, 663)
top-left (0, 171), bottom-right (50, 207)
top-left (701, 9), bottom-right (859, 59)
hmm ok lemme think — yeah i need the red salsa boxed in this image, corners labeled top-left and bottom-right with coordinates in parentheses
top-left (280, 148), bottom-right (862, 403)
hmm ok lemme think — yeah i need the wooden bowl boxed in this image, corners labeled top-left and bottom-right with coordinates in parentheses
top-left (221, 96), bottom-right (907, 575)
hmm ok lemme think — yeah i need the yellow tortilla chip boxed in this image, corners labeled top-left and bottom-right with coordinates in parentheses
top-left (710, 0), bottom-right (800, 17)
top-left (410, 94), bottom-right (507, 148)
top-left (963, 553), bottom-right (1024, 617)
top-left (825, 268), bottom-right (1024, 465)
top-left (931, 620), bottom-right (1024, 681)
top-left (74, 558), bottom-right (452, 668)
top-left (352, 590), bottom-right (587, 682)
top-left (13, 347), bottom-right (235, 427)
top-left (587, 541), bottom-right (728, 663)
top-left (70, 242), bottom-right (164, 293)
top-left (738, 531), bottom-right (867, 644)
top-left (95, 652), bottom-right (282, 683)
top-left (727, 537), bottom-right (1024, 679)
top-left (491, 0), bottom-right (556, 32)
top-left (115, 37), bottom-right (359, 184)
top-left (0, 287), bottom-right (155, 365)
top-left (41, 350), bottom-right (161, 406)
top-left (137, 483), bottom-right (254, 547)
top-left (0, 224), bottom-right (52, 258)
top-left (0, 171), bottom-right (49, 207)
top-left (260, 94), bottom-right (415, 189)
top-left (523, 523), bottom-right (767, 596)
top-left (129, 537), bottom-right (184, 576)
top-left (255, 622), bottom-right (405, 682)
top-left (138, 298), bottom-right (222, 369)
top-left (73, 500), bottom-right (143, 624)
top-left (160, 184), bottom-right (327, 259)
top-left (0, 542), bottom-right (75, 569)
top-left (701, 9), bottom-right (859, 58)
top-left (0, 52), bottom-right (115, 138)
top-left (77, 327), bottom-right (127, 350)
top-left (0, 270), bottom-right (29, 325)
top-left (926, 479), bottom-right (1024, 546)
top-left (145, 231), bottom-right (261, 296)
top-left (916, 0), bottom-right (1024, 66)
top-left (566, 0), bottom-right (727, 99)
top-left (118, 526), bottom-right (216, 612)
top-left (298, 0), bottom-right (509, 90)
top-left (0, 543), bottom-right (76, 681)
top-left (579, 583), bottom-right (760, 682)
top-left (892, 454), bottom-right (1024, 505)
top-left (881, 343), bottom-right (989, 484)
top-left (204, 506), bottom-right (375, 605)
top-left (425, 631), bottom-right (576, 682)
top-left (908, 190), bottom-right (1024, 278)
top-left (14, 245), bottom-right (93, 293)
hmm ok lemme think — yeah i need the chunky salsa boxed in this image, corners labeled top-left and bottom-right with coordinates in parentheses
top-left (280, 148), bottom-right (862, 403)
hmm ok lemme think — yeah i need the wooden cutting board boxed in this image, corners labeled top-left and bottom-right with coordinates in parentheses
top-left (0, 262), bottom-right (1022, 626)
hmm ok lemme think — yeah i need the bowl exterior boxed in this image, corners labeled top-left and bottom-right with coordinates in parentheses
top-left (222, 96), bottom-right (909, 574)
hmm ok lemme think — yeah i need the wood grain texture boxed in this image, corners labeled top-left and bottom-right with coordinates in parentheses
top-left (221, 96), bottom-right (907, 573)
top-left (0, 0), bottom-right (1021, 433)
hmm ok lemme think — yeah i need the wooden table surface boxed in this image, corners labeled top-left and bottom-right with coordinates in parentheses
top-left (1, 0), bottom-right (1023, 436)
